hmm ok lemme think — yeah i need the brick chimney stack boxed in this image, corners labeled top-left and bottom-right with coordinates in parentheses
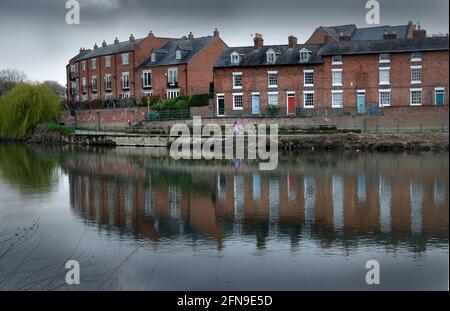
top-left (79, 47), bottom-right (85, 53)
top-left (413, 23), bottom-right (427, 38)
top-left (94, 43), bottom-right (98, 49)
top-left (188, 32), bottom-right (194, 40)
top-left (213, 28), bottom-right (220, 37)
top-left (148, 30), bottom-right (154, 37)
top-left (254, 33), bottom-right (264, 48)
top-left (102, 40), bottom-right (107, 47)
top-left (114, 37), bottom-right (119, 44)
top-left (288, 35), bottom-right (297, 48)
top-left (129, 34), bottom-right (135, 41)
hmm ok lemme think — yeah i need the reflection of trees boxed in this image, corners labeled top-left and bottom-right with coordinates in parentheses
top-left (0, 144), bottom-right (60, 194)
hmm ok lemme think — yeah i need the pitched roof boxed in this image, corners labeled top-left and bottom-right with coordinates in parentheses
top-left (214, 44), bottom-right (324, 68)
top-left (319, 23), bottom-right (412, 41)
top-left (139, 36), bottom-right (215, 68)
top-left (323, 24), bottom-right (357, 40)
top-left (74, 38), bottom-right (146, 61)
top-left (352, 25), bottom-right (411, 41)
top-left (320, 36), bottom-right (449, 55)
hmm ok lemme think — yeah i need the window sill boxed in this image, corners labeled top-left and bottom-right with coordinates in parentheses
top-left (379, 83), bottom-right (390, 86)
top-left (332, 106), bottom-right (344, 109)
top-left (268, 85), bottom-right (278, 89)
top-left (332, 62), bottom-right (343, 65)
top-left (411, 59), bottom-right (422, 62)
top-left (232, 107), bottom-right (244, 111)
top-left (233, 86), bottom-right (243, 90)
top-left (411, 81), bottom-right (422, 84)
top-left (303, 106), bottom-right (315, 109)
top-left (332, 84), bottom-right (343, 87)
top-left (410, 103), bottom-right (422, 106)
top-left (304, 84), bottom-right (314, 88)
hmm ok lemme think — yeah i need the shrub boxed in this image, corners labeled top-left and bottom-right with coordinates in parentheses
top-left (0, 83), bottom-right (60, 139)
top-left (44, 122), bottom-right (75, 135)
top-left (189, 94), bottom-right (209, 107)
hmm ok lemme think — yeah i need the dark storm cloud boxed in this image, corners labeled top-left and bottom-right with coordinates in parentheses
top-left (0, 0), bottom-right (448, 84)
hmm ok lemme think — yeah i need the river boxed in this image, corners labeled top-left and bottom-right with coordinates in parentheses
top-left (0, 143), bottom-right (447, 290)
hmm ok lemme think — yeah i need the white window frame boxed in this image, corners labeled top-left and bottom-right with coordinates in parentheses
top-left (232, 92), bottom-right (244, 110)
top-left (411, 51), bottom-right (422, 62)
top-left (104, 55), bottom-right (111, 68)
top-left (122, 53), bottom-right (129, 65)
top-left (266, 49), bottom-right (276, 63)
top-left (303, 70), bottom-right (314, 87)
top-left (82, 61), bottom-right (86, 71)
top-left (331, 90), bottom-right (343, 108)
top-left (268, 71), bottom-right (278, 88)
top-left (379, 53), bottom-right (390, 64)
top-left (379, 67), bottom-right (390, 86)
top-left (142, 90), bottom-right (153, 98)
top-left (299, 48), bottom-right (311, 62)
top-left (378, 89), bottom-right (391, 107)
top-left (410, 88), bottom-right (423, 106)
top-left (151, 53), bottom-right (156, 62)
top-left (230, 52), bottom-right (240, 64)
top-left (91, 58), bottom-right (97, 69)
top-left (176, 50), bottom-right (182, 60)
top-left (332, 55), bottom-right (343, 65)
top-left (216, 93), bottom-right (225, 116)
top-left (435, 87), bottom-right (445, 106)
top-left (232, 72), bottom-right (243, 89)
top-left (167, 89), bottom-right (180, 99)
top-left (82, 77), bottom-right (87, 93)
top-left (121, 92), bottom-right (130, 99)
top-left (168, 68), bottom-right (178, 86)
top-left (142, 70), bottom-right (152, 88)
top-left (267, 92), bottom-right (279, 107)
top-left (91, 75), bottom-right (97, 92)
top-left (303, 90), bottom-right (315, 109)
top-left (122, 72), bottom-right (130, 90)
top-left (104, 74), bottom-right (112, 91)
top-left (411, 65), bottom-right (422, 84)
top-left (332, 69), bottom-right (343, 87)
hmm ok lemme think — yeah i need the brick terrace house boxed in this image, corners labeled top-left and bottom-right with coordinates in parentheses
top-left (135, 29), bottom-right (227, 101)
top-left (213, 23), bottom-right (448, 117)
top-left (67, 29), bottom-right (227, 103)
top-left (67, 31), bottom-right (173, 102)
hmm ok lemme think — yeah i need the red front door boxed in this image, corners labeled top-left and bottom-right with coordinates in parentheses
top-left (287, 96), bottom-right (295, 115)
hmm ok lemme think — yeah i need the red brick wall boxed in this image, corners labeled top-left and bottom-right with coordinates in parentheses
top-left (187, 36), bottom-right (228, 95)
top-left (213, 50), bottom-right (449, 115)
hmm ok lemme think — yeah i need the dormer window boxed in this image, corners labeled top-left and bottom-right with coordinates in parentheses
top-left (299, 48), bottom-right (312, 63)
top-left (266, 49), bottom-right (276, 63)
top-left (176, 50), bottom-right (182, 60)
top-left (230, 51), bottom-right (240, 64)
top-left (151, 53), bottom-right (156, 62)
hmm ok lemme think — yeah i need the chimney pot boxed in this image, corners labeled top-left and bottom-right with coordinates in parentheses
top-left (253, 33), bottom-right (264, 48)
top-left (148, 30), bottom-right (154, 37)
top-left (114, 37), bottom-right (119, 44)
top-left (94, 43), bottom-right (98, 49)
top-left (188, 32), bottom-right (194, 40)
top-left (129, 34), bottom-right (135, 41)
top-left (102, 40), bottom-right (107, 47)
top-left (213, 28), bottom-right (219, 37)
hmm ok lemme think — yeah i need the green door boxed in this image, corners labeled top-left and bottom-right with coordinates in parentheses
top-left (436, 89), bottom-right (444, 106)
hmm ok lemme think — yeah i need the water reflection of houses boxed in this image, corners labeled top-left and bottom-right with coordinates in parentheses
top-left (66, 152), bottom-right (449, 251)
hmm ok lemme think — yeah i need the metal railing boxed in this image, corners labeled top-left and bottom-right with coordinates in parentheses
top-left (145, 109), bottom-right (191, 121)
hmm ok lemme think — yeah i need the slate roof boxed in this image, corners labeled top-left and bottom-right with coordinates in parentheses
top-left (321, 24), bottom-right (411, 41)
top-left (215, 36), bottom-right (448, 68)
top-left (214, 44), bottom-right (324, 68)
top-left (74, 38), bottom-right (145, 61)
top-left (323, 24), bottom-right (357, 40)
top-left (138, 36), bottom-right (215, 68)
top-left (320, 36), bottom-right (449, 55)
top-left (352, 25), bottom-right (410, 41)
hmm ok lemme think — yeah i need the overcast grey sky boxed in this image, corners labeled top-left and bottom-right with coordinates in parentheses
top-left (0, 0), bottom-right (448, 85)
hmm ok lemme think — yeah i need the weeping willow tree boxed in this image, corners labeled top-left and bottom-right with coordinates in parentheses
top-left (0, 83), bottom-right (60, 139)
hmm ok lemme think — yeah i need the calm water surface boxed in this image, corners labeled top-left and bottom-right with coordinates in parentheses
top-left (0, 143), bottom-right (448, 290)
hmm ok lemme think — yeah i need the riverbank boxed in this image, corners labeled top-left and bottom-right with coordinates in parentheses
top-left (15, 127), bottom-right (450, 152)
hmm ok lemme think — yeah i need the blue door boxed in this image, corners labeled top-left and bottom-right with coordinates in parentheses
top-left (357, 91), bottom-right (366, 114)
top-left (252, 94), bottom-right (260, 115)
